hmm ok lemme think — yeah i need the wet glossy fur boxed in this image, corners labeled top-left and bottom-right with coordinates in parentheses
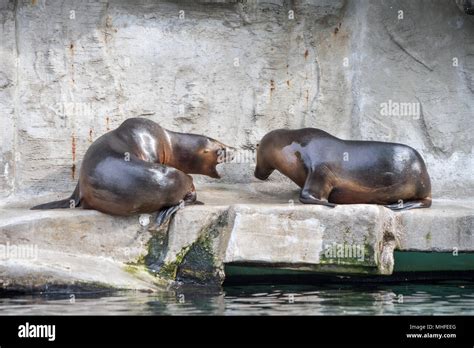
top-left (32, 118), bottom-right (231, 216)
top-left (255, 128), bottom-right (432, 210)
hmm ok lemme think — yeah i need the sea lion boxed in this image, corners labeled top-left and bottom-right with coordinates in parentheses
top-left (32, 118), bottom-right (233, 224)
top-left (254, 128), bottom-right (431, 210)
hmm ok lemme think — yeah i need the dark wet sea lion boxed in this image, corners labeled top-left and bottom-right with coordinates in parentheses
top-left (32, 118), bottom-right (233, 223)
top-left (254, 128), bottom-right (431, 210)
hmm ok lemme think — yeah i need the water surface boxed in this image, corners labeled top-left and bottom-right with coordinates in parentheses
top-left (1, 282), bottom-right (473, 315)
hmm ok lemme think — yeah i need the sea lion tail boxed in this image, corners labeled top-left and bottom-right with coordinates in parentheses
top-left (30, 183), bottom-right (81, 210)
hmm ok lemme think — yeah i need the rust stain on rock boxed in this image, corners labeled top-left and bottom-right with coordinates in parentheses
top-left (71, 135), bottom-right (76, 162)
top-left (106, 117), bottom-right (110, 131)
top-left (270, 80), bottom-right (275, 95)
top-left (89, 128), bottom-right (93, 143)
top-left (304, 49), bottom-right (309, 59)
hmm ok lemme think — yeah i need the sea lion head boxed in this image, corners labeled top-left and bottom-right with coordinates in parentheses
top-left (254, 138), bottom-right (275, 180)
top-left (186, 135), bottom-right (235, 178)
top-left (167, 131), bottom-right (235, 178)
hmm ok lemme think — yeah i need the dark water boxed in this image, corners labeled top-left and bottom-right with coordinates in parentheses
top-left (1, 282), bottom-right (473, 315)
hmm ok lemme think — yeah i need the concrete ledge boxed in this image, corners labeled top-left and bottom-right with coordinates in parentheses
top-left (0, 249), bottom-right (165, 292)
top-left (0, 184), bottom-right (473, 291)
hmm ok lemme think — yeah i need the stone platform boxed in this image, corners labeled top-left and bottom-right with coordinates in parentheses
top-left (0, 184), bottom-right (472, 292)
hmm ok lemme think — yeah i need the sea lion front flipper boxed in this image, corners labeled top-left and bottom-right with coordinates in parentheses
top-left (155, 200), bottom-right (185, 226)
top-left (299, 166), bottom-right (336, 207)
top-left (299, 193), bottom-right (336, 207)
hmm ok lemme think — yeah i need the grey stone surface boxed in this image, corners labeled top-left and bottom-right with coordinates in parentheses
top-left (222, 204), bottom-right (396, 275)
top-left (0, 249), bottom-right (165, 292)
top-left (0, 208), bottom-right (152, 262)
top-left (1, 184), bottom-right (472, 291)
top-left (0, 0), bottom-right (473, 201)
top-left (397, 199), bottom-right (474, 252)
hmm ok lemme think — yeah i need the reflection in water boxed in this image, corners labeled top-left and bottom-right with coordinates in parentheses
top-left (0, 282), bottom-right (473, 315)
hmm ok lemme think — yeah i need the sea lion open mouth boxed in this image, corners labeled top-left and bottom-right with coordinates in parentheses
top-left (209, 165), bottom-right (221, 179)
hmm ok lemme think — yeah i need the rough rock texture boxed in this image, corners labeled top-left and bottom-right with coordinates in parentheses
top-left (0, 0), bottom-right (473, 201)
top-left (1, 184), bottom-right (472, 291)
top-left (0, 249), bottom-right (164, 292)
top-left (0, 0), bottom-right (473, 291)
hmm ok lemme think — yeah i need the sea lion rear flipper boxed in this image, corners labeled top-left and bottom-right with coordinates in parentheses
top-left (155, 200), bottom-right (185, 226)
top-left (31, 182), bottom-right (81, 210)
top-left (385, 198), bottom-right (432, 211)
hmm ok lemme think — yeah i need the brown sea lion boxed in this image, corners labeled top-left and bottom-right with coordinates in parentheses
top-left (254, 128), bottom-right (431, 210)
top-left (32, 118), bottom-right (233, 224)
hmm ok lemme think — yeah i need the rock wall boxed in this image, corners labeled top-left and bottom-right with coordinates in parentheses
top-left (0, 0), bottom-right (473, 200)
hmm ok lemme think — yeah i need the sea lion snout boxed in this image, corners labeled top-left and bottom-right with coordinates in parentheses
top-left (254, 168), bottom-right (271, 181)
top-left (254, 142), bottom-right (274, 180)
